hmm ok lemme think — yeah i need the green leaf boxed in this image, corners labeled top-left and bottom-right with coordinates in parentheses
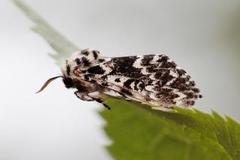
top-left (101, 97), bottom-right (240, 160)
top-left (13, 1), bottom-right (240, 159)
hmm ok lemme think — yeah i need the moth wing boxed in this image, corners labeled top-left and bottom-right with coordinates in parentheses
top-left (87, 54), bottom-right (202, 108)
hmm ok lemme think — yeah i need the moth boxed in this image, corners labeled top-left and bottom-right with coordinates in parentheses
top-left (37, 49), bottom-right (202, 110)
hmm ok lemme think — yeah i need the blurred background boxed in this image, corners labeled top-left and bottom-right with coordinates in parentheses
top-left (0, 0), bottom-right (240, 159)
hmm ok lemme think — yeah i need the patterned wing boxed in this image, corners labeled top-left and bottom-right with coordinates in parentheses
top-left (85, 54), bottom-right (202, 108)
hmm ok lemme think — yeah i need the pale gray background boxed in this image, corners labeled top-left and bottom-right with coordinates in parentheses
top-left (1, 0), bottom-right (240, 160)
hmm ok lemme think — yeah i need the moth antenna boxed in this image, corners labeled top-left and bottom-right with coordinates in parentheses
top-left (36, 76), bottom-right (63, 94)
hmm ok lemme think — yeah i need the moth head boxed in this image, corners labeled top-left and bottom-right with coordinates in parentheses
top-left (36, 49), bottom-right (102, 93)
top-left (61, 49), bottom-right (102, 77)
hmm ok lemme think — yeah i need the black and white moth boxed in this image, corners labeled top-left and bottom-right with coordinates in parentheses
top-left (37, 49), bottom-right (202, 110)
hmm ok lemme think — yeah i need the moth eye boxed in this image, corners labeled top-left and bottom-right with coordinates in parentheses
top-left (75, 58), bottom-right (81, 65)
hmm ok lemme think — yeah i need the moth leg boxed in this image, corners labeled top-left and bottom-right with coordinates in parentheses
top-left (118, 93), bottom-right (131, 101)
top-left (88, 92), bottom-right (111, 110)
top-left (74, 91), bottom-right (110, 109)
top-left (74, 91), bottom-right (94, 101)
top-left (95, 98), bottom-right (111, 110)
